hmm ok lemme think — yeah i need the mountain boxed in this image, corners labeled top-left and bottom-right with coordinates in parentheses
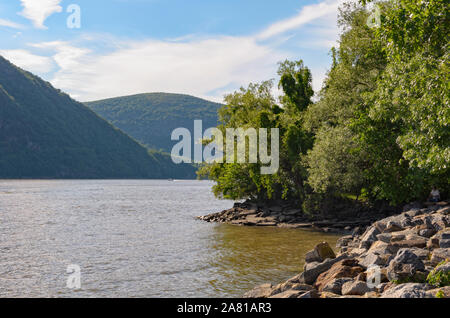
top-left (85, 93), bottom-right (222, 153)
top-left (0, 56), bottom-right (196, 179)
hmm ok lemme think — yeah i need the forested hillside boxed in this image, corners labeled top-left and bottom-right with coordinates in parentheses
top-left (86, 93), bottom-right (222, 153)
top-left (0, 56), bottom-right (196, 179)
top-left (199, 0), bottom-right (449, 213)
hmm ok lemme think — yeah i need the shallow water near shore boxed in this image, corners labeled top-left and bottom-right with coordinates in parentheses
top-left (0, 180), bottom-right (339, 297)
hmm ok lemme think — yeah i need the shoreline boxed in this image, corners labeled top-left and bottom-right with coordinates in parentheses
top-left (198, 200), bottom-right (407, 235)
top-left (237, 201), bottom-right (450, 298)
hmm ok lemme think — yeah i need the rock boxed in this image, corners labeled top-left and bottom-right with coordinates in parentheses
top-left (321, 278), bottom-right (353, 295)
top-left (269, 290), bottom-right (305, 298)
top-left (359, 252), bottom-right (385, 268)
top-left (430, 248), bottom-right (450, 266)
top-left (430, 214), bottom-right (449, 231)
top-left (418, 228), bottom-right (436, 238)
top-left (387, 249), bottom-right (425, 282)
top-left (359, 226), bottom-right (380, 249)
top-left (305, 242), bottom-right (336, 263)
top-left (300, 254), bottom-right (350, 285)
top-left (426, 286), bottom-right (450, 298)
top-left (431, 261), bottom-right (450, 276)
top-left (391, 238), bottom-right (427, 249)
top-left (368, 241), bottom-right (398, 255)
top-left (437, 206), bottom-right (450, 215)
top-left (380, 283), bottom-right (431, 298)
top-left (352, 227), bottom-right (363, 237)
top-left (427, 237), bottom-right (440, 249)
top-left (320, 291), bottom-right (341, 298)
top-left (376, 233), bottom-right (392, 243)
top-left (244, 284), bottom-right (273, 298)
top-left (336, 235), bottom-right (353, 249)
top-left (314, 259), bottom-right (364, 291)
top-left (403, 202), bottom-right (423, 212)
top-left (342, 281), bottom-right (373, 296)
top-left (384, 221), bottom-right (403, 233)
top-left (439, 239), bottom-right (450, 248)
top-left (297, 290), bottom-right (320, 298)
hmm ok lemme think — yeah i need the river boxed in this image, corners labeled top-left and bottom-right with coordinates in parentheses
top-left (0, 180), bottom-right (339, 297)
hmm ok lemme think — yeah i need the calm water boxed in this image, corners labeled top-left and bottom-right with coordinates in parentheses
top-left (0, 180), bottom-right (339, 298)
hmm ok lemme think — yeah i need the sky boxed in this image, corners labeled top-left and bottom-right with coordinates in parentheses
top-left (0, 0), bottom-right (349, 102)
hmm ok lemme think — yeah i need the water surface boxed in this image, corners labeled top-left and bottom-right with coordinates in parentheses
top-left (0, 180), bottom-right (339, 297)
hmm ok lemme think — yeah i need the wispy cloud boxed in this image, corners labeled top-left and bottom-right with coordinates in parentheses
top-left (19, 0), bottom-right (62, 29)
top-left (256, 0), bottom-right (343, 40)
top-left (0, 18), bottom-right (25, 29)
top-left (5, 0), bottom-right (345, 102)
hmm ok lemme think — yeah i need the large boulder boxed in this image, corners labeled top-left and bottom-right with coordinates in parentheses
top-left (300, 254), bottom-right (350, 285)
top-left (387, 249), bottom-right (425, 282)
top-left (380, 283), bottom-right (431, 298)
top-left (305, 242), bottom-right (336, 263)
top-left (314, 259), bottom-right (364, 291)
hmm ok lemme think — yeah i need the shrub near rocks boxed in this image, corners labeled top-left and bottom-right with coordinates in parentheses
top-left (427, 260), bottom-right (450, 288)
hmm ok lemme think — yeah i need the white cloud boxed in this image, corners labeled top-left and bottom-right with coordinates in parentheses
top-left (256, 0), bottom-right (342, 40)
top-left (0, 49), bottom-right (54, 73)
top-left (19, 0), bottom-right (62, 29)
top-left (0, 18), bottom-right (25, 29)
top-left (32, 37), bottom-right (288, 102)
top-left (13, 0), bottom-right (345, 101)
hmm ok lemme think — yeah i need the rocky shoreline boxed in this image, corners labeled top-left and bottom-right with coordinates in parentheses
top-left (198, 200), bottom-right (405, 234)
top-left (240, 201), bottom-right (450, 298)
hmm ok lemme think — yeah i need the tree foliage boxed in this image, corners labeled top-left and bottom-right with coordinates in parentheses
top-left (202, 0), bottom-right (449, 210)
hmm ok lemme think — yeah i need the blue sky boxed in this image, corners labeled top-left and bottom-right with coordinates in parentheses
top-left (0, 0), bottom-right (348, 102)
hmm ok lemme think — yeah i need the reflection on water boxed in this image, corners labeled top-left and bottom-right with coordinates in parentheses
top-left (0, 180), bottom-right (339, 298)
top-left (207, 225), bottom-right (339, 296)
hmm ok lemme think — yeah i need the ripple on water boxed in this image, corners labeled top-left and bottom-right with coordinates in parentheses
top-left (0, 180), bottom-right (340, 297)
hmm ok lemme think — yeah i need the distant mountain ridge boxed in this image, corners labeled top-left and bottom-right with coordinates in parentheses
top-left (0, 56), bottom-right (196, 179)
top-left (85, 93), bottom-right (222, 153)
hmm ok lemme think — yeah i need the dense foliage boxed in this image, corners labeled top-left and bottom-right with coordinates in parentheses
top-left (0, 56), bottom-right (196, 179)
top-left (200, 0), bottom-right (449, 212)
top-left (86, 93), bottom-right (222, 153)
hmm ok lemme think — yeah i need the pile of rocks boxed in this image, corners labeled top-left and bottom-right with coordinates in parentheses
top-left (198, 201), bottom-right (383, 233)
top-left (244, 201), bottom-right (450, 298)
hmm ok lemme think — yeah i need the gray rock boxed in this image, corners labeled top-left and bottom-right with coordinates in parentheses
top-left (321, 278), bottom-right (354, 295)
top-left (384, 221), bottom-right (403, 233)
top-left (336, 235), bottom-right (353, 249)
top-left (342, 281), bottom-right (373, 296)
top-left (431, 248), bottom-right (450, 266)
top-left (439, 239), bottom-right (450, 248)
top-left (403, 202), bottom-right (423, 212)
top-left (359, 252), bottom-right (385, 268)
top-left (380, 283), bottom-right (431, 298)
top-left (419, 229), bottom-right (436, 238)
top-left (359, 226), bottom-right (381, 249)
top-left (376, 233), bottom-right (393, 243)
top-left (387, 248), bottom-right (425, 282)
